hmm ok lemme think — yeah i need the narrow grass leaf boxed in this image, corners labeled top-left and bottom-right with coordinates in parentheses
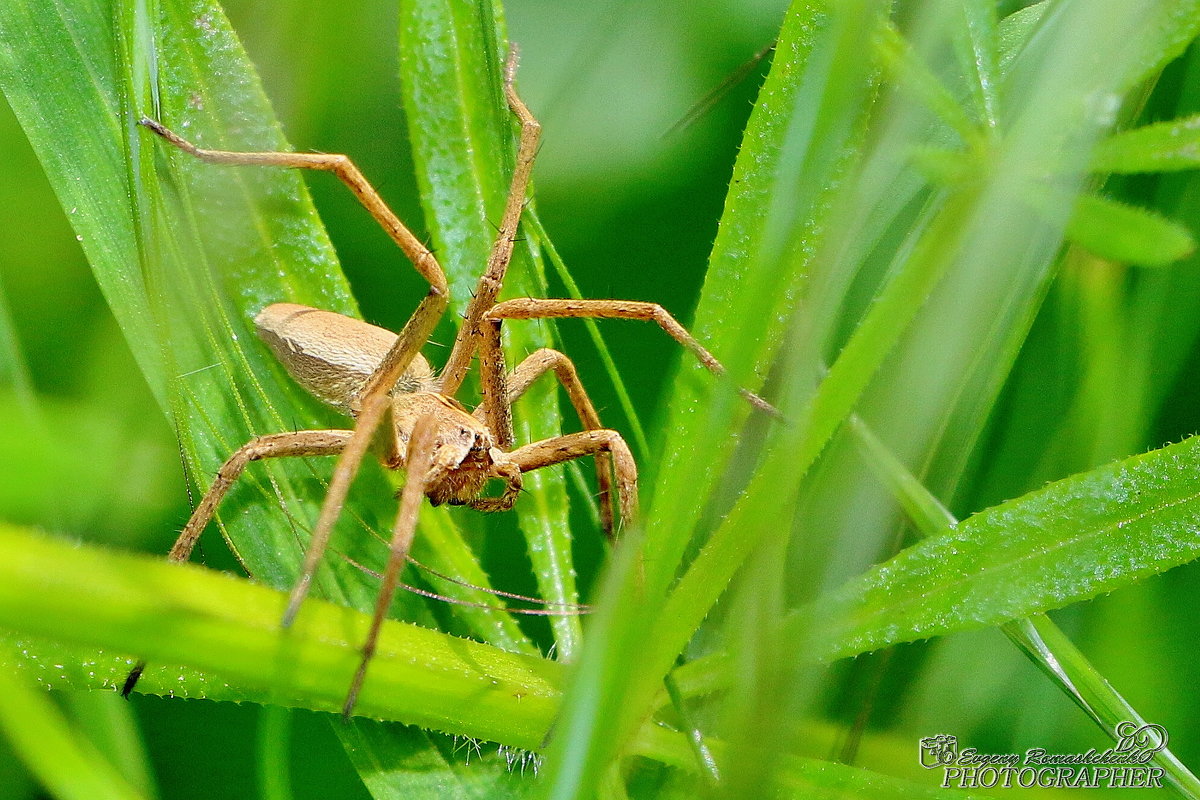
top-left (816, 433), bottom-right (1200, 659)
top-left (544, 2), bottom-right (890, 794)
top-left (398, 0), bottom-right (582, 659)
top-left (0, 524), bottom-right (562, 748)
top-left (1066, 193), bottom-right (1196, 266)
top-left (0, 524), bottom-right (786, 787)
top-left (851, 416), bottom-right (1200, 795)
top-left (954, 0), bottom-right (1000, 130)
top-left (877, 23), bottom-right (980, 148)
top-left (1093, 113), bottom-right (1200, 173)
top-left (0, 668), bottom-right (146, 800)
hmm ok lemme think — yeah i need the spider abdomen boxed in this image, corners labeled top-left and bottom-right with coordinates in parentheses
top-left (255, 302), bottom-right (436, 413)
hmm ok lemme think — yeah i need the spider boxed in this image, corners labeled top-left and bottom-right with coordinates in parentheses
top-left (123, 51), bottom-right (775, 716)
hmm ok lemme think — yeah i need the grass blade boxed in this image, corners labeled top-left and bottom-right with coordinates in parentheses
top-left (1066, 193), bottom-right (1196, 266)
top-left (0, 668), bottom-right (146, 800)
top-left (817, 432), bottom-right (1200, 659)
top-left (398, 0), bottom-right (583, 659)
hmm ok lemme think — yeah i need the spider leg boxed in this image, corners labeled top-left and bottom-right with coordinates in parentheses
top-left (440, 47), bottom-right (542, 399)
top-left (476, 348), bottom-right (618, 535)
top-left (486, 298), bottom-right (778, 416)
top-left (121, 429), bottom-right (352, 697)
top-left (507, 430), bottom-right (638, 530)
top-left (342, 413), bottom-right (439, 717)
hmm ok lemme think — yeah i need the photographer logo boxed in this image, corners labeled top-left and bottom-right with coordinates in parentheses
top-left (918, 723), bottom-right (1168, 790)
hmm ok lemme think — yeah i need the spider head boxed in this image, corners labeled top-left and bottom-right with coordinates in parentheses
top-left (392, 392), bottom-right (514, 508)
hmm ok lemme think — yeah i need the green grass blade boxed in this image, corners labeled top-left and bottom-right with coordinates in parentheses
top-left (544, 1), bottom-right (890, 793)
top-left (877, 23), bottom-right (981, 148)
top-left (548, 0), bottom-right (1200, 794)
top-left (852, 413), bottom-right (1200, 796)
top-left (59, 692), bottom-right (159, 800)
top-left (0, 282), bottom-right (36, 417)
top-left (1066, 193), bottom-right (1196, 266)
top-left (338, 722), bottom-right (540, 800)
top-left (0, 524), bottom-right (562, 746)
top-left (397, 0), bottom-right (582, 658)
top-left (256, 706), bottom-right (293, 800)
top-left (0, 669), bottom-right (146, 800)
top-left (0, 523), bottom-right (827, 791)
top-left (1010, 616), bottom-right (1200, 797)
top-left (954, 0), bottom-right (1000, 130)
top-left (816, 433), bottom-right (1200, 658)
top-left (1094, 113), bottom-right (1200, 173)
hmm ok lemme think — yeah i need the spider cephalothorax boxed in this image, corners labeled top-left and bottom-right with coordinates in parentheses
top-left (388, 390), bottom-right (522, 510)
top-left (255, 302), bottom-right (522, 511)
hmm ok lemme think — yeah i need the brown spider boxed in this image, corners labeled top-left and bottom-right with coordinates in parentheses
top-left (123, 51), bottom-right (774, 716)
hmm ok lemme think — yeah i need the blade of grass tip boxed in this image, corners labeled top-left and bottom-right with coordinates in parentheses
top-left (0, 669), bottom-right (147, 800)
top-left (1092, 113), bottom-right (1200, 173)
top-left (850, 414), bottom-right (1200, 797)
top-left (1065, 193), bottom-right (1196, 267)
top-left (398, 1), bottom-right (582, 657)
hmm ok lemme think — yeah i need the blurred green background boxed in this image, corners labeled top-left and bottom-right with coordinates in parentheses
top-left (4, 0), bottom-right (1200, 797)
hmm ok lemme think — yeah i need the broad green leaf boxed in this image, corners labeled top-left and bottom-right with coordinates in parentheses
top-left (0, 0), bottom-right (543, 793)
top-left (816, 433), bottom-right (1200, 659)
top-left (1066, 193), bottom-right (1195, 266)
top-left (1093, 113), bottom-right (1200, 173)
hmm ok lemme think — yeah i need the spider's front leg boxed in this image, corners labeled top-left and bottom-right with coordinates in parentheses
top-left (342, 413), bottom-right (439, 717)
top-left (508, 430), bottom-right (639, 528)
top-left (439, 48), bottom-right (542, 450)
top-left (477, 347), bottom-right (622, 534)
top-left (486, 298), bottom-right (779, 417)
